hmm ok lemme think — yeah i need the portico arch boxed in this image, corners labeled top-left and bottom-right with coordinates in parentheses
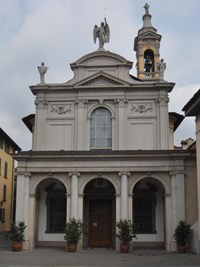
top-left (33, 177), bottom-right (67, 248)
top-left (132, 177), bottom-right (165, 248)
top-left (83, 177), bottom-right (116, 249)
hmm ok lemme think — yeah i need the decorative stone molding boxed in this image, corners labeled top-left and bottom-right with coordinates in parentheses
top-left (169, 171), bottom-right (177, 176)
top-left (24, 172), bottom-right (31, 177)
top-left (98, 99), bottom-right (104, 106)
top-left (131, 103), bottom-right (153, 113)
top-left (68, 172), bottom-right (80, 177)
top-left (74, 99), bottom-right (88, 108)
top-left (169, 171), bottom-right (185, 176)
top-left (51, 104), bottom-right (72, 114)
top-left (34, 100), bottom-right (48, 108)
top-left (118, 172), bottom-right (131, 177)
top-left (114, 98), bottom-right (128, 108)
top-left (156, 97), bottom-right (169, 104)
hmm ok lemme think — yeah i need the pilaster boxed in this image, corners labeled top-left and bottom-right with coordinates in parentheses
top-left (170, 171), bottom-right (185, 251)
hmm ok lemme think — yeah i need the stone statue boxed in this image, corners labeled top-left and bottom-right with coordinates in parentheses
top-left (37, 62), bottom-right (48, 84)
top-left (93, 18), bottom-right (110, 50)
top-left (144, 3), bottom-right (150, 14)
top-left (157, 59), bottom-right (166, 80)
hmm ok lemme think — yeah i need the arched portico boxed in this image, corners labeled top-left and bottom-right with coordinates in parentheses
top-left (30, 177), bottom-right (67, 249)
top-left (83, 177), bottom-right (116, 249)
top-left (132, 177), bottom-right (166, 249)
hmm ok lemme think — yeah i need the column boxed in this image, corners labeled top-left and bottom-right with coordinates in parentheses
top-left (69, 172), bottom-right (80, 219)
top-left (119, 172), bottom-right (130, 219)
top-left (28, 194), bottom-right (36, 250)
top-left (170, 172), bottom-right (177, 238)
top-left (15, 173), bottom-right (30, 250)
top-left (164, 193), bottom-right (172, 251)
top-left (15, 173), bottom-right (30, 227)
top-left (170, 171), bottom-right (185, 251)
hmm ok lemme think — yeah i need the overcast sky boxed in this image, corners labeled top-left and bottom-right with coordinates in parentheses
top-left (0, 0), bottom-right (200, 150)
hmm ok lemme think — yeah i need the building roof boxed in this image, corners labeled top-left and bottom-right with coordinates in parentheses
top-left (182, 88), bottom-right (200, 116)
top-left (169, 112), bottom-right (184, 131)
top-left (0, 127), bottom-right (21, 151)
top-left (22, 114), bottom-right (35, 133)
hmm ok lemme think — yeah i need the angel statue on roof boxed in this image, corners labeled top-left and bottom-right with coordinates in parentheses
top-left (93, 18), bottom-right (110, 50)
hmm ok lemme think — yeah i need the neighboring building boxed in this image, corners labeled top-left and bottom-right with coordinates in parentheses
top-left (14, 5), bottom-right (198, 252)
top-left (0, 128), bottom-right (21, 232)
top-left (183, 89), bottom-right (200, 254)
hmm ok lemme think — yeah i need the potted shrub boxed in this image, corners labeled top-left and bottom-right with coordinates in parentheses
top-left (10, 221), bottom-right (27, 251)
top-left (174, 220), bottom-right (190, 253)
top-left (116, 219), bottom-right (136, 253)
top-left (64, 217), bottom-right (83, 252)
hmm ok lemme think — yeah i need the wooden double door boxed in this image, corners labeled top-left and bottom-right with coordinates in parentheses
top-left (88, 199), bottom-right (113, 248)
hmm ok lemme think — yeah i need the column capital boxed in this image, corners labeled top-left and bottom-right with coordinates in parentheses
top-left (68, 172), bottom-right (80, 177)
top-left (24, 172), bottom-right (31, 177)
top-left (169, 171), bottom-right (177, 177)
top-left (118, 171), bottom-right (131, 177)
top-left (169, 171), bottom-right (185, 176)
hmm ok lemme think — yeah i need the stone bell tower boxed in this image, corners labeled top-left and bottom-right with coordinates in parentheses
top-left (134, 3), bottom-right (162, 80)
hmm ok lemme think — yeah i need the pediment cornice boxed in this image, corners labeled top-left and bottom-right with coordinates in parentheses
top-left (73, 71), bottom-right (130, 87)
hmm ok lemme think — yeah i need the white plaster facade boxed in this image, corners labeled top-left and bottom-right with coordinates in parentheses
top-left (14, 6), bottom-right (198, 252)
top-left (183, 89), bottom-right (200, 254)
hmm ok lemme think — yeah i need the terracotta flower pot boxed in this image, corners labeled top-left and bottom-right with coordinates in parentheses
top-left (177, 244), bottom-right (187, 253)
top-left (12, 242), bottom-right (22, 251)
top-left (67, 243), bottom-right (78, 252)
top-left (120, 243), bottom-right (129, 253)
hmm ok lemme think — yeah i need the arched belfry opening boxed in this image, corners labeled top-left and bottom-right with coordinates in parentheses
top-left (144, 49), bottom-right (154, 77)
top-left (83, 178), bottom-right (116, 249)
top-left (133, 177), bottom-right (165, 248)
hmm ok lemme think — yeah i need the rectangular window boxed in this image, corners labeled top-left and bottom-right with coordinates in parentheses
top-left (4, 162), bottom-right (8, 178)
top-left (3, 185), bottom-right (7, 201)
top-left (46, 190), bottom-right (66, 233)
top-left (133, 193), bottom-right (156, 234)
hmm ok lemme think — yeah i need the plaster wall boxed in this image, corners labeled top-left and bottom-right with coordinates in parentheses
top-left (33, 87), bottom-right (169, 151)
top-left (185, 160), bottom-right (198, 224)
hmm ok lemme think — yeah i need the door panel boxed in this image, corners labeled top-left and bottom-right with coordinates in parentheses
top-left (89, 199), bottom-right (112, 247)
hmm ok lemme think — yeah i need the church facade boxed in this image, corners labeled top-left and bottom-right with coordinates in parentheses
top-left (15, 5), bottom-right (198, 252)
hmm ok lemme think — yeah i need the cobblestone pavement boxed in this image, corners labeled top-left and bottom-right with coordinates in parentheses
top-left (1, 247), bottom-right (200, 267)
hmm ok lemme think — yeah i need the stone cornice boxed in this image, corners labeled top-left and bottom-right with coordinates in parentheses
top-left (14, 149), bottom-right (195, 159)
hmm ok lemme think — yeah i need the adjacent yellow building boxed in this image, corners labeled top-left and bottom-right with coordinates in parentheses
top-left (0, 128), bottom-right (21, 232)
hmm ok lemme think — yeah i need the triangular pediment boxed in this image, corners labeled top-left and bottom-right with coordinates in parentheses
top-left (138, 30), bottom-right (161, 40)
top-left (74, 71), bottom-right (131, 87)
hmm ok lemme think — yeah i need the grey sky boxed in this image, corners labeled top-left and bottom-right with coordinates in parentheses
top-left (0, 0), bottom-right (199, 150)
